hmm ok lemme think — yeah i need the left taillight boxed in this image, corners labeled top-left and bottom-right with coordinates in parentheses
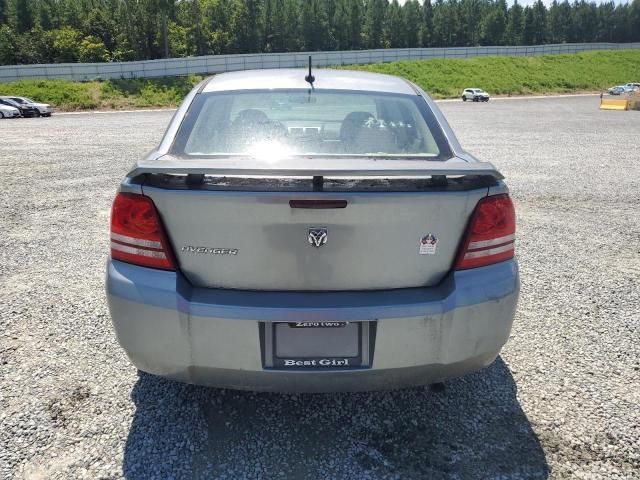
top-left (110, 192), bottom-right (176, 270)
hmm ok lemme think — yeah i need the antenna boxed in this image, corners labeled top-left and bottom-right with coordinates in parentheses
top-left (305, 56), bottom-right (315, 85)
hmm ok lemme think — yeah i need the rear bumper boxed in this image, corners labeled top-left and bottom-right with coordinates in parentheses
top-left (106, 259), bottom-right (519, 392)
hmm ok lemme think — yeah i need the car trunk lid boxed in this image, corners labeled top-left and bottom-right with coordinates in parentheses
top-left (133, 155), bottom-right (499, 291)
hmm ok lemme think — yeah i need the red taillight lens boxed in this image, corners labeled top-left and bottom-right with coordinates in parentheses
top-left (455, 194), bottom-right (516, 270)
top-left (110, 193), bottom-right (176, 270)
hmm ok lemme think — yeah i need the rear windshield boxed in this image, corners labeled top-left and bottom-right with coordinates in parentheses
top-left (172, 89), bottom-right (451, 160)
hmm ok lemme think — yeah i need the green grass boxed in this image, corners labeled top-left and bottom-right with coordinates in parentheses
top-left (0, 75), bottom-right (202, 110)
top-left (343, 50), bottom-right (640, 98)
top-left (0, 50), bottom-right (638, 110)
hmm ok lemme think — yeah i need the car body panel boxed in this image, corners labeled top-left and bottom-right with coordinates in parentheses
top-left (143, 186), bottom-right (488, 290)
top-left (107, 258), bottom-right (519, 392)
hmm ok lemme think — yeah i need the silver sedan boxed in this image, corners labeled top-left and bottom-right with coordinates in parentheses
top-left (106, 69), bottom-right (519, 392)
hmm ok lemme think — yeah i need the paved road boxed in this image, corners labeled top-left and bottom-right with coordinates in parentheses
top-left (1, 97), bottom-right (638, 479)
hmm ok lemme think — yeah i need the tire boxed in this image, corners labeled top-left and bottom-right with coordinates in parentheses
top-left (462, 96), bottom-right (467, 101)
top-left (473, 96), bottom-right (478, 102)
top-left (35, 110), bottom-right (41, 117)
top-left (0, 112), bottom-right (4, 119)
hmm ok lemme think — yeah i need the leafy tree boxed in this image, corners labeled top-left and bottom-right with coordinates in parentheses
top-left (383, 0), bottom-right (405, 48)
top-left (301, 0), bottom-right (334, 51)
top-left (0, 24), bottom-right (18, 63)
top-left (229, 0), bottom-right (262, 53)
top-left (83, 8), bottom-right (116, 53)
top-left (35, 0), bottom-right (53, 30)
top-left (522, 6), bottom-right (535, 45)
top-left (0, 0), bottom-right (7, 24)
top-left (13, 0), bottom-right (32, 33)
top-left (363, 0), bottom-right (386, 49)
top-left (432, 0), bottom-right (458, 47)
top-left (421, 0), bottom-right (434, 47)
top-left (548, 0), bottom-right (572, 44)
top-left (112, 33), bottom-right (136, 62)
top-left (403, 0), bottom-right (421, 48)
top-left (531, 0), bottom-right (547, 44)
top-left (0, 0), bottom-right (637, 66)
top-left (505, 0), bottom-right (523, 45)
top-left (51, 27), bottom-right (81, 62)
top-left (333, 0), bottom-right (351, 50)
top-left (347, 0), bottom-right (363, 49)
top-left (79, 35), bottom-right (110, 62)
top-left (481, 0), bottom-right (507, 45)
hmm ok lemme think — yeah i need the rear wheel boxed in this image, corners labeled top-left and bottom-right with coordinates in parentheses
top-left (0, 112), bottom-right (4, 119)
top-left (462, 96), bottom-right (467, 102)
top-left (473, 96), bottom-right (479, 102)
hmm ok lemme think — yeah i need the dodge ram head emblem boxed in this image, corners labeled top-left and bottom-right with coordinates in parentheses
top-left (308, 228), bottom-right (328, 248)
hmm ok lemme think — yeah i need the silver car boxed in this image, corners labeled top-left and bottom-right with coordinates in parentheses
top-left (106, 69), bottom-right (519, 392)
top-left (1, 96), bottom-right (52, 116)
top-left (0, 101), bottom-right (21, 118)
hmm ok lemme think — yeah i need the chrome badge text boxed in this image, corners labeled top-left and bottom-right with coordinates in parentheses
top-left (181, 246), bottom-right (238, 255)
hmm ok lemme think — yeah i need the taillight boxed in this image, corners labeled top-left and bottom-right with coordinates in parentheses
top-left (110, 193), bottom-right (176, 270)
top-left (455, 194), bottom-right (516, 270)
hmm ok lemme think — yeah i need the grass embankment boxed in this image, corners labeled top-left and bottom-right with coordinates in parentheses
top-left (0, 50), bottom-right (638, 110)
top-left (346, 50), bottom-right (640, 98)
top-left (0, 75), bottom-right (203, 110)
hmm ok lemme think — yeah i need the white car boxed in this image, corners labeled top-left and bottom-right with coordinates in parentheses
top-left (1, 96), bottom-right (52, 117)
top-left (623, 83), bottom-right (639, 92)
top-left (462, 88), bottom-right (490, 102)
top-left (0, 101), bottom-right (21, 118)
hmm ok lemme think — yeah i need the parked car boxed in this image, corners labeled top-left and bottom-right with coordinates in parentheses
top-left (462, 88), bottom-right (490, 102)
top-left (608, 86), bottom-right (626, 95)
top-left (0, 101), bottom-right (21, 118)
top-left (0, 98), bottom-right (38, 117)
top-left (106, 69), bottom-right (519, 392)
top-left (623, 83), bottom-right (640, 92)
top-left (1, 96), bottom-right (52, 116)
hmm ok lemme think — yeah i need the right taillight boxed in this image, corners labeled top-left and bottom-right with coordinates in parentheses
top-left (110, 192), bottom-right (176, 270)
top-left (455, 194), bottom-right (516, 270)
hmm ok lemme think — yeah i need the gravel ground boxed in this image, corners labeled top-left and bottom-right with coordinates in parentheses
top-left (1, 96), bottom-right (638, 479)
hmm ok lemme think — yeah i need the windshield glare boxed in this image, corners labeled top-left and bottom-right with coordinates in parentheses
top-left (174, 90), bottom-right (451, 160)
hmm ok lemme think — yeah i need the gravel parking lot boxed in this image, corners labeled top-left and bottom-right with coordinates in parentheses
top-left (1, 96), bottom-right (638, 480)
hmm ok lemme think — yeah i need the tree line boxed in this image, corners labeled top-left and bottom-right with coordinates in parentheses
top-left (0, 0), bottom-right (639, 65)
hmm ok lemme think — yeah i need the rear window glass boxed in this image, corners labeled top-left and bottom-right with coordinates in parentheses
top-left (173, 90), bottom-right (451, 160)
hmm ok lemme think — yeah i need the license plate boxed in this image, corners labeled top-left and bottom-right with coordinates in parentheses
top-left (262, 322), bottom-right (371, 369)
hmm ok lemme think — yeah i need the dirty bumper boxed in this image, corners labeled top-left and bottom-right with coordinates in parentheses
top-left (106, 260), bottom-right (519, 392)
